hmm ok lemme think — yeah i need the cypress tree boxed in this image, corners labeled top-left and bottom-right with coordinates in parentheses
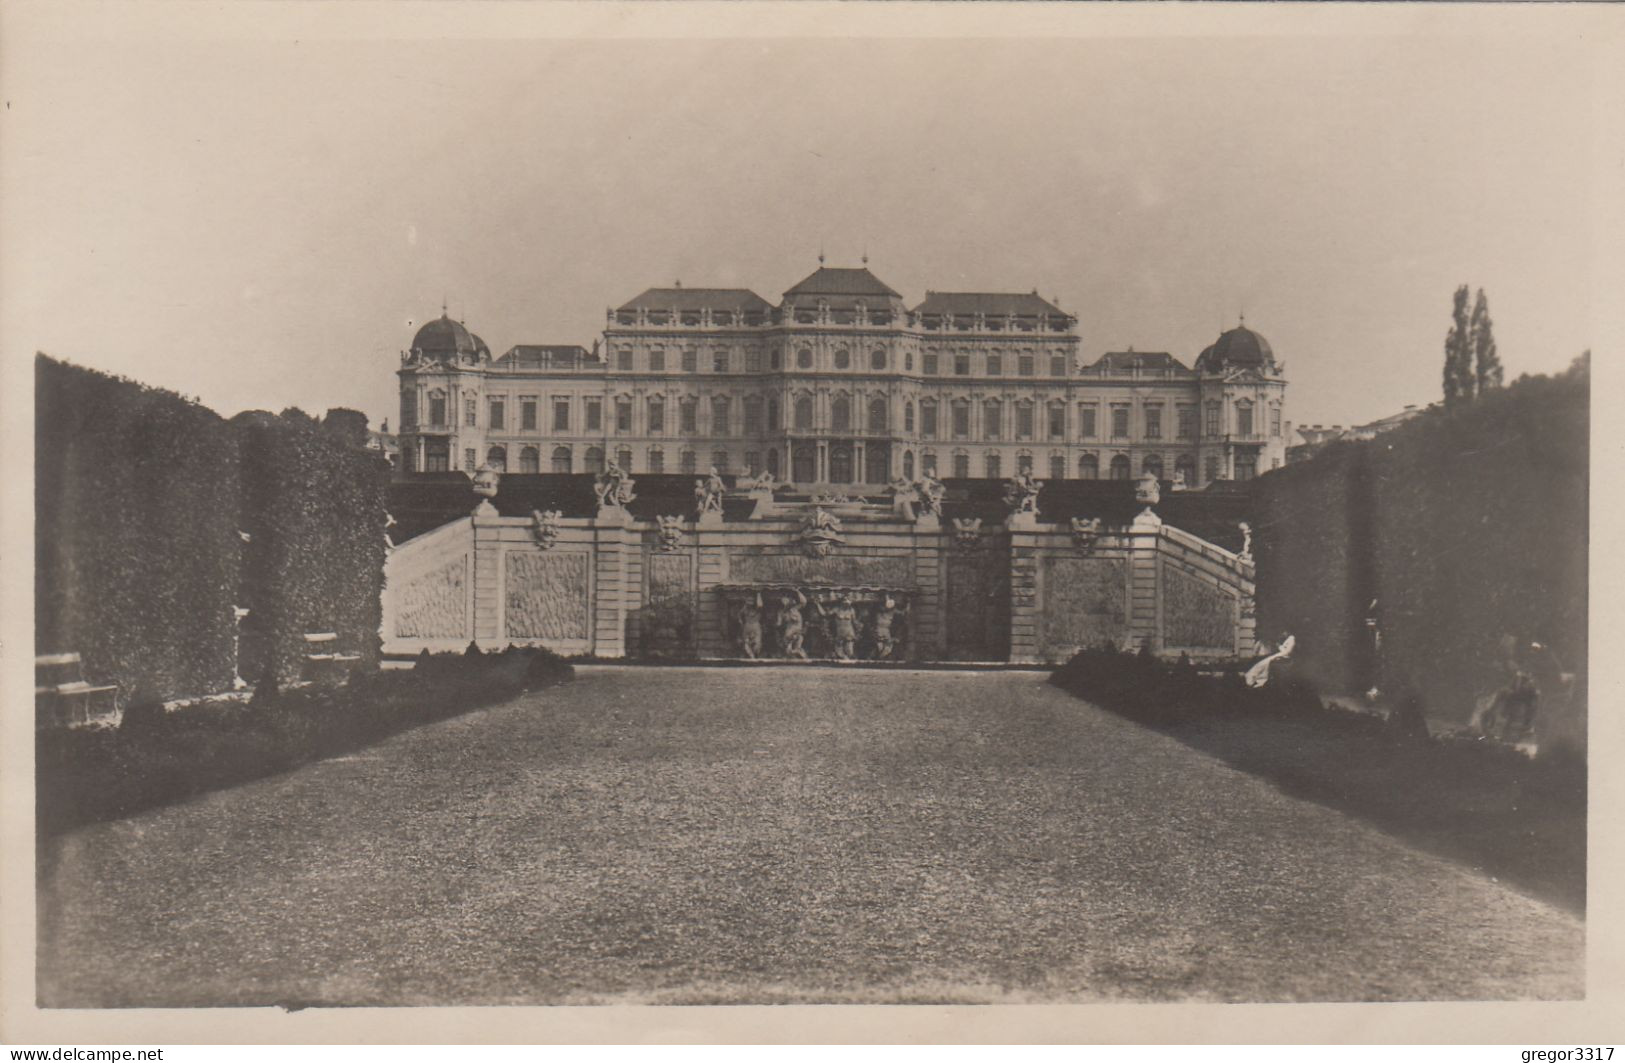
top-left (1442, 285), bottom-right (1474, 406)
top-left (1470, 287), bottom-right (1503, 393)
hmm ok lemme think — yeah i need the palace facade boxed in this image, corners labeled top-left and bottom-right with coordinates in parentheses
top-left (396, 264), bottom-right (1289, 486)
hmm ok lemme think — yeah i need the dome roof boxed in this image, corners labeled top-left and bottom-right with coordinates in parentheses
top-left (411, 312), bottom-right (488, 362)
top-left (1195, 323), bottom-right (1274, 373)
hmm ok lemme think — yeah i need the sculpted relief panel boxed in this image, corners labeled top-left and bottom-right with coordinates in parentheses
top-left (727, 549), bottom-right (914, 588)
top-left (1041, 557), bottom-right (1128, 653)
top-left (1161, 564), bottom-right (1237, 650)
top-left (394, 555), bottom-right (468, 639)
top-left (641, 552), bottom-right (695, 655)
top-left (505, 550), bottom-right (591, 640)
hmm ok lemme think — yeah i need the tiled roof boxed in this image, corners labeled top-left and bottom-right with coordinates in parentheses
top-left (496, 345), bottom-right (599, 371)
top-left (1088, 351), bottom-right (1191, 373)
top-left (783, 267), bottom-right (902, 299)
top-left (616, 288), bottom-right (774, 313)
top-left (914, 291), bottom-right (1067, 317)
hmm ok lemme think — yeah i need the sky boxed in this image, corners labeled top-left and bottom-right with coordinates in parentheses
top-left (1, 4), bottom-right (1612, 434)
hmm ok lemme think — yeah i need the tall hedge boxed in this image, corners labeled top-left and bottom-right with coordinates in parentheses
top-left (233, 411), bottom-right (389, 685)
top-left (1252, 361), bottom-right (1588, 754)
top-left (35, 356), bottom-right (243, 702)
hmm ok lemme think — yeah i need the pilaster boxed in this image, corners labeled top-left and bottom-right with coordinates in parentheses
top-left (1006, 519), bottom-right (1042, 663)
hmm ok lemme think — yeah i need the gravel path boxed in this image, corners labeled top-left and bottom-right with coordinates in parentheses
top-left (37, 666), bottom-right (1582, 1006)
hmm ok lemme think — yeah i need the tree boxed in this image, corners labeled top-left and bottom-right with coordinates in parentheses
top-left (1469, 288), bottom-right (1503, 394)
top-left (1442, 285), bottom-right (1474, 406)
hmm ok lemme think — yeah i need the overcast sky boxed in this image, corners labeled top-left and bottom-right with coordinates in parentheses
top-left (2, 4), bottom-right (1611, 433)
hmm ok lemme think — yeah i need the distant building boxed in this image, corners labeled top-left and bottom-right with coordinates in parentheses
top-left (1288, 405), bottom-right (1428, 463)
top-left (396, 263), bottom-right (1290, 485)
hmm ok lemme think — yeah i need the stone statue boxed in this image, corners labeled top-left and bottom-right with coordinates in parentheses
top-left (914, 473), bottom-right (946, 518)
top-left (775, 588), bottom-right (809, 659)
top-left (1135, 470), bottom-right (1161, 508)
top-left (814, 592), bottom-right (860, 660)
top-left (1170, 469), bottom-right (1189, 492)
top-left (1238, 521), bottom-right (1254, 560)
top-left (749, 469), bottom-right (778, 492)
top-left (595, 459), bottom-right (636, 509)
top-left (656, 514), bottom-right (685, 552)
top-left (735, 592), bottom-right (764, 659)
top-left (952, 516), bottom-right (983, 550)
top-left (472, 463), bottom-right (500, 509)
top-left (871, 594), bottom-right (909, 660)
top-left (695, 466), bottom-right (725, 516)
top-left (799, 507), bottom-right (846, 558)
top-left (1070, 516), bottom-right (1103, 553)
top-left (530, 509), bottom-right (563, 550)
top-left (1003, 470), bottom-right (1042, 516)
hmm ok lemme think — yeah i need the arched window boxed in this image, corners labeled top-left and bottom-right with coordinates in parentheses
top-left (985, 452), bottom-right (1002, 479)
top-left (711, 448), bottom-right (729, 473)
top-left (1049, 453), bottom-right (1066, 480)
top-left (903, 450), bottom-right (915, 480)
top-left (794, 397), bottom-right (813, 430)
top-left (1175, 453), bottom-right (1197, 486)
top-left (585, 446), bottom-right (605, 474)
top-left (829, 445), bottom-right (853, 483)
top-left (905, 352), bottom-right (914, 372)
top-left (832, 395), bottom-right (851, 431)
top-left (1079, 453), bottom-right (1099, 479)
top-left (793, 445), bottom-right (816, 483)
top-left (833, 348), bottom-right (851, 370)
top-left (904, 401), bottom-right (915, 433)
top-left (544, 446), bottom-right (566, 473)
top-left (647, 447), bottom-right (664, 474)
top-left (516, 446), bottom-right (539, 474)
top-left (921, 450), bottom-right (938, 476)
top-left (952, 452), bottom-right (971, 479)
top-left (1143, 454), bottom-right (1164, 478)
top-left (616, 446), bottom-right (633, 471)
top-left (1109, 454), bottom-right (1131, 480)
top-left (797, 347), bottom-right (813, 369)
top-left (870, 348), bottom-right (887, 370)
top-left (767, 399), bottom-right (779, 430)
top-left (868, 397), bottom-right (887, 432)
top-left (744, 451), bottom-right (760, 475)
top-left (486, 445), bottom-right (507, 473)
top-left (680, 449), bottom-right (697, 474)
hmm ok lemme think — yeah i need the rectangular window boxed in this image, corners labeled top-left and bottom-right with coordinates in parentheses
top-left (986, 354), bottom-right (1002, 376)
top-left (1111, 406), bottom-right (1129, 439)
top-left (1204, 403), bottom-right (1221, 437)
top-left (649, 348), bottom-right (666, 372)
top-left (1048, 404), bottom-right (1065, 439)
top-left (1270, 406), bottom-right (1282, 437)
top-left (1177, 406), bottom-right (1197, 441)
top-left (953, 453), bottom-right (970, 478)
top-left (1050, 355), bottom-right (1067, 377)
top-left (984, 402), bottom-right (1002, 438)
top-left (744, 399), bottom-right (763, 435)
top-left (923, 353), bottom-right (939, 375)
top-left (1079, 405), bottom-right (1097, 439)
top-left (489, 399), bottom-right (505, 430)
top-left (1206, 455), bottom-right (1221, 482)
top-left (617, 348), bottom-right (633, 371)
top-left (401, 392), bottom-right (418, 428)
top-left (1016, 403), bottom-right (1034, 439)
top-left (648, 399), bottom-right (664, 434)
top-left (428, 395), bottom-right (447, 425)
top-left (585, 398), bottom-right (602, 432)
top-left (615, 399), bottom-right (632, 433)
top-left (1018, 354), bottom-right (1035, 377)
top-left (712, 397), bottom-right (730, 435)
top-left (549, 399), bottom-right (566, 432)
top-left (681, 400), bottom-right (697, 433)
top-left (952, 403), bottom-right (970, 438)
top-left (954, 354), bottom-right (970, 376)
top-left (465, 397), bottom-right (477, 427)
top-left (464, 448), bottom-right (477, 473)
top-left (745, 349), bottom-right (762, 373)
top-left (1144, 406), bottom-right (1162, 441)
top-left (1238, 405), bottom-right (1254, 437)
top-left (921, 402), bottom-right (938, 437)
top-left (713, 349), bottom-right (729, 373)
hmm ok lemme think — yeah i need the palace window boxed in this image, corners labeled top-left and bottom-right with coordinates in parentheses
top-left (680, 398), bottom-right (698, 433)
top-left (682, 348), bottom-right (698, 373)
top-left (1144, 406), bottom-right (1162, 441)
top-left (680, 449), bottom-right (697, 474)
top-left (585, 398), bottom-right (602, 432)
top-left (951, 401), bottom-right (970, 439)
top-left (1111, 406), bottom-right (1130, 439)
top-left (489, 399), bottom-right (506, 431)
top-left (923, 352), bottom-right (939, 375)
top-left (649, 347), bottom-right (665, 372)
top-left (615, 399), bottom-right (633, 433)
top-left (1177, 406), bottom-right (1197, 441)
top-left (1079, 404), bottom-right (1097, 439)
top-left (548, 399), bottom-right (563, 432)
top-left (1204, 401), bottom-right (1221, 438)
top-left (745, 349), bottom-right (762, 373)
top-left (1016, 401), bottom-right (1035, 440)
top-left (920, 399), bottom-right (938, 437)
top-left (986, 354), bottom-right (1002, 376)
top-left (744, 396), bottom-right (764, 435)
top-left (1176, 454), bottom-right (1197, 486)
top-left (1079, 453), bottom-right (1099, 479)
top-left (922, 450), bottom-right (938, 476)
top-left (794, 397), bottom-right (813, 430)
top-left (1271, 405), bottom-right (1282, 437)
top-left (868, 397), bottom-right (887, 432)
top-left (486, 445), bottom-right (507, 472)
top-left (616, 446), bottom-right (633, 470)
top-left (832, 396), bottom-right (851, 431)
top-left (647, 396), bottom-right (665, 434)
top-left (617, 348), bottom-right (633, 371)
top-left (465, 397), bottom-right (477, 427)
top-left (905, 352), bottom-right (913, 371)
top-left (953, 452), bottom-right (970, 479)
top-left (1109, 454), bottom-right (1131, 480)
top-left (767, 449), bottom-right (780, 477)
top-left (954, 354), bottom-right (970, 376)
top-left (1237, 402), bottom-right (1255, 437)
top-left (712, 396), bottom-right (731, 435)
top-left (903, 450), bottom-right (915, 480)
top-left (871, 348), bottom-right (887, 371)
top-left (768, 399), bottom-right (780, 430)
top-left (770, 347), bottom-right (782, 370)
top-left (1018, 354), bottom-right (1035, 377)
top-left (1050, 354), bottom-right (1067, 377)
top-left (1049, 453), bottom-right (1066, 479)
top-left (904, 401), bottom-right (915, 433)
top-left (1017, 452), bottom-right (1033, 475)
top-left (1235, 453), bottom-right (1258, 481)
top-left (713, 348), bottom-right (730, 373)
top-left (648, 447), bottom-right (664, 473)
top-left (985, 452), bottom-right (1002, 479)
top-left (1206, 455), bottom-right (1221, 482)
top-left (1048, 401), bottom-right (1066, 440)
top-left (401, 391), bottom-right (417, 428)
top-left (515, 443), bottom-right (539, 473)
top-left (424, 439), bottom-right (450, 472)
top-left (428, 393), bottom-right (447, 426)
top-left (797, 347), bottom-right (813, 369)
top-left (585, 446), bottom-right (605, 474)
top-left (1143, 454), bottom-right (1163, 478)
top-left (744, 451), bottom-right (760, 476)
top-left (984, 400), bottom-right (1003, 438)
top-left (712, 449), bottom-right (729, 473)
top-left (464, 448), bottom-right (477, 473)
top-left (834, 348), bottom-right (851, 370)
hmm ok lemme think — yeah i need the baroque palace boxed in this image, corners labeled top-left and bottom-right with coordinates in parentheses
top-left (396, 263), bottom-right (1289, 486)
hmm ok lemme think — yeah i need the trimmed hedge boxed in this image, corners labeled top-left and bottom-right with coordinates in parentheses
top-left (36, 357), bottom-right (243, 702)
top-left (233, 410), bottom-right (389, 685)
top-left (37, 646), bottom-right (573, 836)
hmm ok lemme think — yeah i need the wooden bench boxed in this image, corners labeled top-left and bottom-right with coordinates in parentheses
top-left (35, 653), bottom-right (118, 729)
top-left (301, 632), bottom-right (362, 684)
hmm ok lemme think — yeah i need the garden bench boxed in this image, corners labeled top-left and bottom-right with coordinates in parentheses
top-left (35, 652), bottom-right (118, 729)
top-left (302, 632), bottom-right (362, 684)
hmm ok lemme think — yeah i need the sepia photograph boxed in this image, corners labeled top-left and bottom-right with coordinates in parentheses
top-left (2, 0), bottom-right (1620, 1046)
